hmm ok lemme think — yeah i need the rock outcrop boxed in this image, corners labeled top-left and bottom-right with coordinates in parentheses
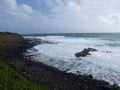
top-left (75, 48), bottom-right (97, 57)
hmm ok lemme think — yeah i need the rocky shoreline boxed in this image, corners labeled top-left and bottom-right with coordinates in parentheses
top-left (1, 36), bottom-right (120, 90)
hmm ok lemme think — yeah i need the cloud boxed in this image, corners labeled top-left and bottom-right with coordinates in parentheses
top-left (1, 0), bottom-right (120, 33)
top-left (50, 0), bottom-right (81, 16)
top-left (18, 4), bottom-right (33, 14)
top-left (99, 13), bottom-right (120, 24)
top-left (46, 0), bottom-right (120, 32)
top-left (0, 0), bottom-right (34, 20)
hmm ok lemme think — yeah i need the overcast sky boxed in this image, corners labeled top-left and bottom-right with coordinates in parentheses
top-left (0, 0), bottom-right (120, 34)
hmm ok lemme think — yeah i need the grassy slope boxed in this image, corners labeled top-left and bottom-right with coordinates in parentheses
top-left (0, 32), bottom-right (49, 90)
top-left (0, 60), bottom-right (49, 90)
top-left (0, 32), bottom-right (23, 47)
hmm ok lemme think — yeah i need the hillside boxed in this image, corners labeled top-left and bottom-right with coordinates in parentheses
top-left (0, 32), bottom-right (49, 90)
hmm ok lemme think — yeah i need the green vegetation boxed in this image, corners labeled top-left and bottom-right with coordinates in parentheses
top-left (0, 32), bottom-right (49, 90)
top-left (0, 60), bottom-right (49, 90)
top-left (0, 32), bottom-right (23, 47)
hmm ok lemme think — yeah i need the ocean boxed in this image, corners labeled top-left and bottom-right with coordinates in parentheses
top-left (24, 33), bottom-right (120, 86)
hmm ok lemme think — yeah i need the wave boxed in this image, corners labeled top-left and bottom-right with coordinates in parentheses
top-left (25, 35), bottom-right (120, 86)
top-left (28, 35), bottom-right (120, 47)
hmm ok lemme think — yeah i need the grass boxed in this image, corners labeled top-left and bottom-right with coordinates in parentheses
top-left (0, 32), bottom-right (23, 47)
top-left (0, 59), bottom-right (49, 90)
top-left (0, 32), bottom-right (50, 90)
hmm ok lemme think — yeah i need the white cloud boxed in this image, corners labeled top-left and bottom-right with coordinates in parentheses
top-left (99, 13), bottom-right (120, 24)
top-left (0, 0), bottom-right (34, 20)
top-left (18, 4), bottom-right (33, 14)
top-left (45, 0), bottom-right (120, 32)
top-left (1, 0), bottom-right (120, 33)
top-left (23, 0), bottom-right (120, 32)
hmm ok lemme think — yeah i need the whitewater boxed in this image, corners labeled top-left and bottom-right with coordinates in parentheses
top-left (25, 33), bottom-right (120, 86)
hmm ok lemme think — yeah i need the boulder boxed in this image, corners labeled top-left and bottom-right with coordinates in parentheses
top-left (75, 48), bottom-right (97, 57)
top-left (88, 47), bottom-right (98, 52)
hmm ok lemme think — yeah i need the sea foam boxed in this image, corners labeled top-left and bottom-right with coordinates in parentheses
top-left (26, 35), bottom-right (120, 86)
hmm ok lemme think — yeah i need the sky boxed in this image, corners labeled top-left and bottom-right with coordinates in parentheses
top-left (0, 0), bottom-right (120, 34)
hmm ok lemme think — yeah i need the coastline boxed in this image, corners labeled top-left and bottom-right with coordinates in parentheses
top-left (1, 33), bottom-right (120, 90)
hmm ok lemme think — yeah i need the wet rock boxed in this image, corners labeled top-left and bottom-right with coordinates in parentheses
top-left (88, 47), bottom-right (98, 52)
top-left (102, 50), bottom-right (112, 53)
top-left (75, 49), bottom-right (89, 57)
top-left (75, 48), bottom-right (97, 57)
top-left (42, 40), bottom-right (57, 44)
